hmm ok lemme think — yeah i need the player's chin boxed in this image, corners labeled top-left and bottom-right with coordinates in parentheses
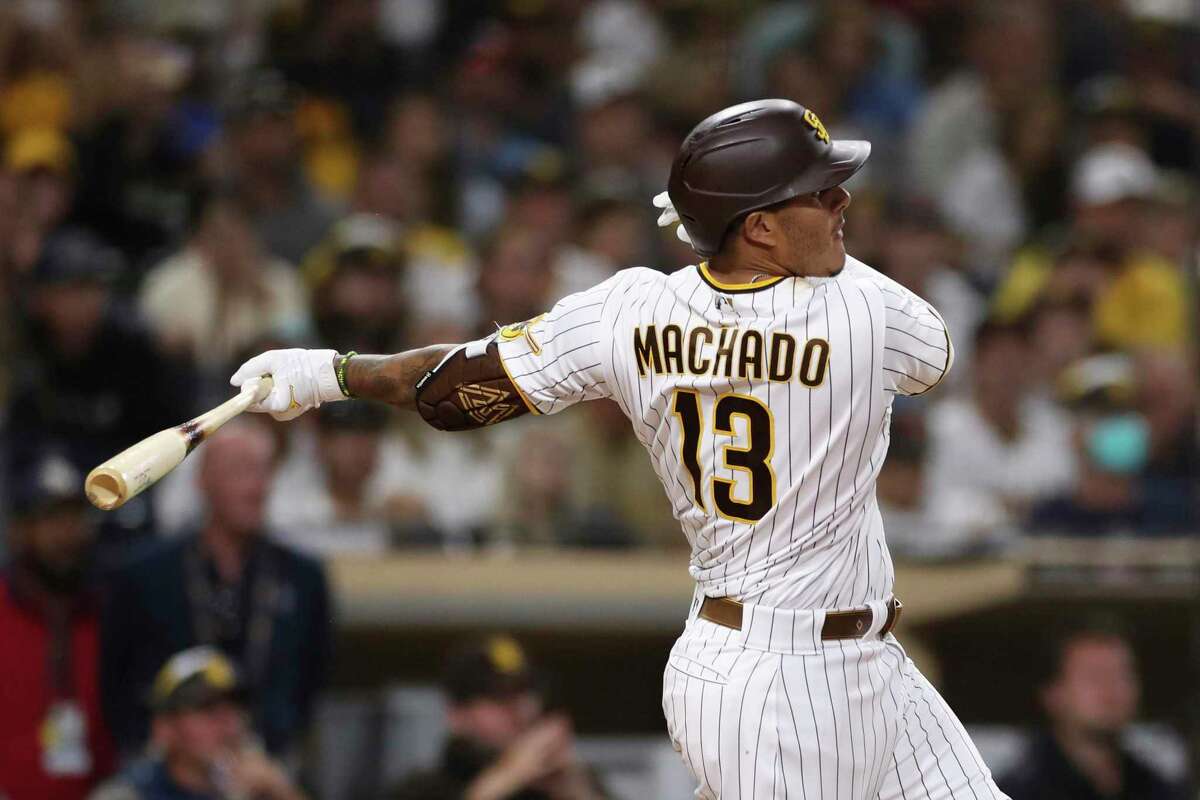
top-left (828, 236), bottom-right (846, 261)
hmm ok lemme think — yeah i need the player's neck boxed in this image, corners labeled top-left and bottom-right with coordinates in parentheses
top-left (705, 252), bottom-right (790, 285)
top-left (707, 249), bottom-right (834, 282)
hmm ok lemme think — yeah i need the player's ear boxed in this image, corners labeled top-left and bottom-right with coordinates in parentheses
top-left (741, 210), bottom-right (777, 249)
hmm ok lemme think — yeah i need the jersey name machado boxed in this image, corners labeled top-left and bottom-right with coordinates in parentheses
top-left (633, 324), bottom-right (830, 386)
top-left (494, 257), bottom-right (952, 610)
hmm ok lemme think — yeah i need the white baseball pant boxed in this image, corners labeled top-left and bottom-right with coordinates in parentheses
top-left (662, 594), bottom-right (1011, 799)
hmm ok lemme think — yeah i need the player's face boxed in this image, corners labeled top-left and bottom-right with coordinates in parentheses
top-left (774, 186), bottom-right (852, 277)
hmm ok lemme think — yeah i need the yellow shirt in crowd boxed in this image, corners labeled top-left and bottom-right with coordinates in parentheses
top-left (992, 248), bottom-right (1191, 351)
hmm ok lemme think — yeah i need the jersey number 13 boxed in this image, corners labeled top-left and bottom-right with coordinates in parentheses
top-left (672, 389), bottom-right (776, 523)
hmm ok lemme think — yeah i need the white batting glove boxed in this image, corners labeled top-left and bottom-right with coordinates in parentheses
top-left (229, 348), bottom-right (345, 421)
top-left (652, 191), bottom-right (694, 246)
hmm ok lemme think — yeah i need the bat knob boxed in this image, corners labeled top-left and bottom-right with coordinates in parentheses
top-left (85, 468), bottom-right (127, 511)
top-left (246, 374), bottom-right (275, 404)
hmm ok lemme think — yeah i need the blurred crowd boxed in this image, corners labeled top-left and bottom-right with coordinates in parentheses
top-left (0, 0), bottom-right (1196, 560)
top-left (0, 0), bottom-right (1197, 798)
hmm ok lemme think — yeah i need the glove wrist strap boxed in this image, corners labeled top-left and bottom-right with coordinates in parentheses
top-left (311, 348), bottom-right (346, 405)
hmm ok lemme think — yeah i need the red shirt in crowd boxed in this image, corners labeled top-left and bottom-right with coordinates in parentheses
top-left (0, 572), bottom-right (115, 800)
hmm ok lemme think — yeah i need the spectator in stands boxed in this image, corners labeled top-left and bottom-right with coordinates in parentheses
top-left (0, 453), bottom-right (115, 800)
top-left (1000, 619), bottom-right (1186, 800)
top-left (347, 153), bottom-right (478, 343)
top-left (474, 227), bottom-right (555, 338)
top-left (572, 83), bottom-right (660, 205)
top-left (939, 89), bottom-right (1068, 281)
top-left (281, 0), bottom-right (409, 137)
top-left (138, 187), bottom-right (310, 376)
top-left (382, 92), bottom-right (456, 223)
top-left (924, 321), bottom-right (1075, 551)
top-left (72, 35), bottom-right (208, 268)
top-left (0, 12), bottom-right (76, 138)
top-left (1026, 296), bottom-right (1095, 393)
top-left (304, 212), bottom-right (409, 353)
top-left (495, 425), bottom-right (590, 548)
top-left (267, 401), bottom-right (437, 555)
top-left (448, 21), bottom-right (568, 240)
top-left (734, 0), bottom-right (922, 132)
top-left (495, 421), bottom-right (648, 550)
top-left (993, 142), bottom-right (1191, 352)
top-left (391, 635), bottom-right (607, 800)
top-left (1135, 351), bottom-right (1197, 489)
top-left (223, 71), bottom-right (338, 266)
top-left (4, 126), bottom-right (77, 274)
top-left (1031, 354), bottom-right (1194, 536)
top-left (751, 0), bottom-right (923, 193)
top-left (875, 401), bottom-right (949, 558)
top-left (907, 0), bottom-right (1053, 199)
top-left (1140, 175), bottom-right (1198, 268)
top-left (0, 127), bottom-right (77, 384)
top-left (101, 419), bottom-right (331, 759)
top-left (553, 196), bottom-right (650, 299)
top-left (561, 399), bottom-right (679, 549)
top-left (5, 228), bottom-right (190, 551)
top-left (90, 647), bottom-right (306, 800)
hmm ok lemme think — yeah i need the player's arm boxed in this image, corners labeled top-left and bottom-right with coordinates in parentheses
top-left (875, 276), bottom-right (954, 396)
top-left (351, 338), bottom-right (537, 431)
top-left (228, 341), bottom-right (531, 431)
top-left (341, 347), bottom-right (452, 411)
top-left (339, 346), bottom-right (455, 409)
top-left (229, 274), bottom-right (621, 426)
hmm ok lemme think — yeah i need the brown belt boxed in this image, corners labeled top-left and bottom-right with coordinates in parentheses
top-left (699, 596), bottom-right (903, 640)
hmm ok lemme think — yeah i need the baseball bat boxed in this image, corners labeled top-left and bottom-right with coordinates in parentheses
top-left (84, 376), bottom-right (274, 511)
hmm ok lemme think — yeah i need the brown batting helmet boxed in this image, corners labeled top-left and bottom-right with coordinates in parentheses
top-left (667, 99), bottom-right (871, 257)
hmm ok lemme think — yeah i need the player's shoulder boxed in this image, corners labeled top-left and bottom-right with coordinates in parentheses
top-left (830, 254), bottom-right (908, 302)
top-left (612, 264), bottom-right (680, 288)
top-left (834, 255), bottom-right (888, 288)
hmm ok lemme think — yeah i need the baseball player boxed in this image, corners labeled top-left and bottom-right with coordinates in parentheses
top-left (232, 99), bottom-right (1009, 799)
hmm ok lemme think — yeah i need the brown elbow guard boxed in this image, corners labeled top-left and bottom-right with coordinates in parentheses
top-left (414, 341), bottom-right (532, 431)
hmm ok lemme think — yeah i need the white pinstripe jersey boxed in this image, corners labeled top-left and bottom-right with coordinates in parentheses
top-left (496, 255), bottom-right (953, 610)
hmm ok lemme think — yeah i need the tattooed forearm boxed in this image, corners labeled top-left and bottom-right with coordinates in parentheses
top-left (340, 345), bottom-right (455, 411)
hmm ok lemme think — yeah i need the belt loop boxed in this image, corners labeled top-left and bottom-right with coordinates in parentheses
top-left (688, 587), bottom-right (705, 625)
top-left (810, 608), bottom-right (826, 652)
top-left (864, 599), bottom-right (890, 638)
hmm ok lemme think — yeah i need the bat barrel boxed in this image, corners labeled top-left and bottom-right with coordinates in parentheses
top-left (83, 376), bottom-right (273, 512)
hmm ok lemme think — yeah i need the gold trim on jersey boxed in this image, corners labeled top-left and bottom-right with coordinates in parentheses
top-left (698, 262), bottom-right (786, 293)
top-left (496, 343), bottom-right (542, 416)
top-left (498, 313), bottom-right (545, 355)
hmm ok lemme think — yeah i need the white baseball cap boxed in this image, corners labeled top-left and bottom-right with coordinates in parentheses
top-left (1071, 143), bottom-right (1161, 206)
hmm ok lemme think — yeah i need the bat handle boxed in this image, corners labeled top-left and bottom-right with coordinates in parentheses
top-left (239, 375), bottom-right (275, 408)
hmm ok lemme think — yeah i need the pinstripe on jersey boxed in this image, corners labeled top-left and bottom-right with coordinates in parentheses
top-left (494, 254), bottom-right (1009, 799)
top-left (496, 256), bottom-right (953, 610)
